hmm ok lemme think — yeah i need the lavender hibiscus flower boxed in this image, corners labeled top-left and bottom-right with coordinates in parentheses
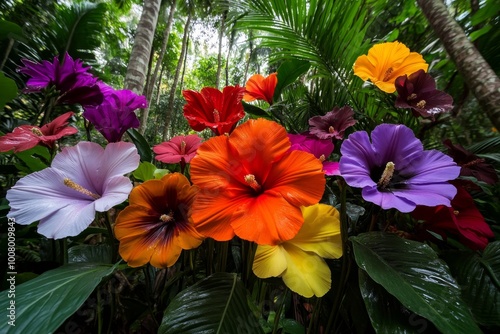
top-left (6, 141), bottom-right (140, 239)
top-left (18, 53), bottom-right (103, 106)
top-left (339, 124), bottom-right (460, 212)
top-left (83, 87), bottom-right (147, 142)
top-left (308, 106), bottom-right (357, 140)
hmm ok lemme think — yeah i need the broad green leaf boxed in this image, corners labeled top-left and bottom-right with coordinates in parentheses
top-left (441, 241), bottom-right (500, 326)
top-left (68, 244), bottom-right (112, 264)
top-left (133, 161), bottom-right (157, 181)
top-left (14, 146), bottom-right (51, 172)
top-left (470, 25), bottom-right (493, 42)
top-left (0, 72), bottom-right (18, 110)
top-left (159, 272), bottom-right (263, 334)
top-left (242, 101), bottom-right (271, 119)
top-left (351, 232), bottom-right (482, 334)
top-left (0, 20), bottom-right (25, 41)
top-left (0, 263), bottom-right (116, 334)
top-left (153, 168), bottom-right (169, 179)
top-left (359, 269), bottom-right (437, 333)
top-left (126, 128), bottom-right (152, 162)
top-left (273, 59), bottom-right (310, 100)
top-left (471, 0), bottom-right (500, 25)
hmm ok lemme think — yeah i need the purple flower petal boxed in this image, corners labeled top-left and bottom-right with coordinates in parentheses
top-left (308, 106), bottom-right (357, 140)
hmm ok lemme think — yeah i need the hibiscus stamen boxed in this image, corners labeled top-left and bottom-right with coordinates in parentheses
top-left (328, 126), bottom-right (335, 134)
top-left (213, 109), bottom-right (220, 123)
top-left (407, 93), bottom-right (417, 101)
top-left (383, 67), bottom-right (394, 81)
top-left (63, 178), bottom-right (101, 199)
top-left (180, 140), bottom-right (186, 155)
top-left (160, 210), bottom-right (175, 223)
top-left (377, 162), bottom-right (395, 189)
top-left (244, 174), bottom-right (261, 191)
top-left (416, 100), bottom-right (426, 108)
top-left (319, 154), bottom-right (326, 162)
top-left (31, 127), bottom-right (43, 136)
top-left (453, 210), bottom-right (460, 215)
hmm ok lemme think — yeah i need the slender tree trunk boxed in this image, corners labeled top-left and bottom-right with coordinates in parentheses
top-left (225, 29), bottom-right (235, 87)
top-left (139, 0), bottom-right (178, 134)
top-left (124, 0), bottom-right (162, 95)
top-left (243, 31), bottom-right (254, 83)
top-left (215, 11), bottom-right (227, 89)
top-left (179, 35), bottom-right (190, 92)
top-left (162, 12), bottom-right (192, 141)
top-left (416, 0), bottom-right (500, 130)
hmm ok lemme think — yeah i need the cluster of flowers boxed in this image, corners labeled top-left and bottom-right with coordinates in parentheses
top-left (2, 41), bottom-right (496, 299)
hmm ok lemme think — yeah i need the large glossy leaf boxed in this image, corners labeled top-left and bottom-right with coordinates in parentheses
top-left (0, 263), bottom-right (116, 334)
top-left (68, 244), bottom-right (112, 264)
top-left (158, 272), bottom-right (263, 334)
top-left (351, 232), bottom-right (482, 334)
top-left (127, 128), bottom-right (152, 162)
top-left (273, 58), bottom-right (310, 100)
top-left (0, 72), bottom-right (17, 110)
top-left (441, 241), bottom-right (500, 327)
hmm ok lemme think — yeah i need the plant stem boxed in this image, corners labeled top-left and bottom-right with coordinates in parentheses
top-left (271, 288), bottom-right (288, 334)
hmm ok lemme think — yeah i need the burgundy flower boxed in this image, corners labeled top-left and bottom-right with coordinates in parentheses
top-left (154, 134), bottom-right (202, 166)
top-left (443, 139), bottom-right (498, 185)
top-left (288, 133), bottom-right (339, 176)
top-left (395, 70), bottom-right (453, 119)
top-left (18, 53), bottom-right (103, 107)
top-left (83, 89), bottom-right (147, 143)
top-left (308, 106), bottom-right (357, 140)
top-left (183, 86), bottom-right (246, 136)
top-left (412, 183), bottom-right (494, 250)
top-left (0, 112), bottom-right (78, 152)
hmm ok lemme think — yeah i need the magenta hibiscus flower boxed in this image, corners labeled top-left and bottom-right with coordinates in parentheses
top-left (339, 124), bottom-right (460, 212)
top-left (308, 106), bottom-right (357, 140)
top-left (6, 141), bottom-right (140, 238)
top-left (154, 134), bottom-right (202, 164)
top-left (288, 133), bottom-right (339, 175)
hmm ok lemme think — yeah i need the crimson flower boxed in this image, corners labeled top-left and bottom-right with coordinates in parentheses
top-left (183, 86), bottom-right (246, 136)
top-left (412, 184), bottom-right (494, 250)
top-left (0, 112), bottom-right (78, 153)
top-left (308, 106), bottom-right (357, 140)
top-left (154, 134), bottom-right (202, 172)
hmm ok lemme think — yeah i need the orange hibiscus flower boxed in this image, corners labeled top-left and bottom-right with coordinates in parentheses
top-left (243, 73), bottom-right (278, 105)
top-left (353, 41), bottom-right (428, 93)
top-left (114, 173), bottom-right (203, 268)
top-left (189, 118), bottom-right (325, 245)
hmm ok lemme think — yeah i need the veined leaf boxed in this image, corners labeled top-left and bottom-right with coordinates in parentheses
top-left (274, 58), bottom-right (310, 100)
top-left (159, 272), bottom-right (263, 334)
top-left (127, 128), bottom-right (152, 162)
top-left (0, 72), bottom-right (18, 110)
top-left (0, 263), bottom-right (116, 334)
top-left (68, 244), bottom-right (112, 264)
top-left (351, 232), bottom-right (482, 334)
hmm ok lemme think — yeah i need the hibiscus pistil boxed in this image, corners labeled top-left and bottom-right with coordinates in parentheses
top-left (416, 100), bottom-right (426, 108)
top-left (328, 126), bottom-right (335, 133)
top-left (63, 177), bottom-right (101, 199)
top-left (377, 162), bottom-right (395, 189)
top-left (244, 174), bottom-right (261, 192)
top-left (31, 128), bottom-right (44, 136)
top-left (383, 67), bottom-right (393, 81)
top-left (160, 211), bottom-right (175, 223)
top-left (213, 109), bottom-right (220, 123)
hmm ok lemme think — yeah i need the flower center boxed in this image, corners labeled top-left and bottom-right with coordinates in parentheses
top-left (213, 109), bottom-right (220, 123)
top-left (453, 210), bottom-right (460, 215)
top-left (377, 162), bottom-right (395, 189)
top-left (407, 93), bottom-right (418, 101)
top-left (160, 210), bottom-right (175, 223)
top-left (31, 127), bottom-right (44, 136)
top-left (383, 67), bottom-right (393, 81)
top-left (328, 126), bottom-right (335, 133)
top-left (416, 100), bottom-right (426, 108)
top-left (319, 154), bottom-right (326, 162)
top-left (63, 178), bottom-right (101, 199)
top-left (180, 140), bottom-right (186, 155)
top-left (244, 174), bottom-right (261, 191)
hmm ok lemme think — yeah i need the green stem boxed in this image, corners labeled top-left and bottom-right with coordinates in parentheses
top-left (216, 241), bottom-right (229, 272)
top-left (271, 288), bottom-right (288, 334)
top-left (103, 213), bottom-right (117, 263)
top-left (307, 297), bottom-right (322, 334)
top-left (59, 238), bottom-right (68, 265)
top-left (207, 238), bottom-right (214, 276)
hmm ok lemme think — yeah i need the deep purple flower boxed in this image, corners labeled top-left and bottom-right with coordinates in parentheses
top-left (83, 89), bottom-right (147, 142)
top-left (395, 70), bottom-right (453, 119)
top-left (18, 53), bottom-right (103, 106)
top-left (288, 133), bottom-right (340, 176)
top-left (339, 124), bottom-right (460, 212)
top-left (6, 141), bottom-right (140, 239)
top-left (308, 106), bottom-right (357, 140)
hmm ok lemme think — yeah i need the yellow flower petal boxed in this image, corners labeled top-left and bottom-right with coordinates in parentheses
top-left (281, 243), bottom-right (332, 298)
top-left (252, 244), bottom-right (287, 278)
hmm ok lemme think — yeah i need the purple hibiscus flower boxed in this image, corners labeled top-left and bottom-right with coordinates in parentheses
top-left (288, 133), bottom-right (340, 176)
top-left (18, 53), bottom-right (103, 106)
top-left (395, 70), bottom-right (453, 119)
top-left (308, 106), bottom-right (357, 140)
top-left (83, 88), bottom-right (147, 142)
top-left (6, 141), bottom-right (140, 239)
top-left (339, 124), bottom-right (460, 212)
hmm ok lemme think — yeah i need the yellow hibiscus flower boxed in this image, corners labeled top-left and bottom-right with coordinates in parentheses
top-left (353, 41), bottom-right (428, 93)
top-left (252, 204), bottom-right (342, 298)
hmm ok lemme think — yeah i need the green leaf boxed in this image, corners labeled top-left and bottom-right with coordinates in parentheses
top-left (441, 241), bottom-right (500, 327)
top-left (273, 58), bottom-right (310, 100)
top-left (242, 101), bottom-right (271, 119)
top-left (133, 161), bottom-right (157, 181)
top-left (470, 24), bottom-right (493, 42)
top-left (126, 128), bottom-right (152, 162)
top-left (153, 168), bottom-right (170, 179)
top-left (0, 20), bottom-right (25, 41)
top-left (68, 244), bottom-right (112, 264)
top-left (14, 146), bottom-right (51, 173)
top-left (0, 72), bottom-right (18, 110)
top-left (0, 263), bottom-right (116, 334)
top-left (158, 272), bottom-right (263, 334)
top-left (350, 232), bottom-right (482, 334)
top-left (359, 269), bottom-right (437, 333)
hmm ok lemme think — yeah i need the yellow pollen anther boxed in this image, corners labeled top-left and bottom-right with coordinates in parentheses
top-left (180, 140), bottom-right (186, 155)
top-left (407, 93), bottom-right (417, 101)
top-left (416, 100), bottom-right (426, 108)
top-left (319, 154), bottom-right (326, 162)
top-left (453, 210), bottom-right (460, 215)
top-left (328, 126), bottom-right (335, 133)
top-left (244, 174), bottom-right (261, 191)
top-left (377, 162), bottom-right (395, 189)
top-left (63, 178), bottom-right (101, 199)
top-left (160, 211), bottom-right (175, 222)
top-left (31, 128), bottom-right (43, 136)
top-left (213, 109), bottom-right (220, 123)
top-left (383, 67), bottom-right (394, 81)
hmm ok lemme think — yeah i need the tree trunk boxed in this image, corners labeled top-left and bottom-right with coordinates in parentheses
top-left (215, 10), bottom-right (227, 89)
top-left (225, 28), bottom-right (236, 87)
top-left (179, 34), bottom-right (190, 92)
top-left (162, 12), bottom-right (192, 141)
top-left (416, 0), bottom-right (500, 130)
top-left (139, 0), bottom-right (177, 134)
top-left (124, 0), bottom-right (162, 95)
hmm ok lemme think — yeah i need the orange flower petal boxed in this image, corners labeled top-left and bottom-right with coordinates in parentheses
top-left (243, 73), bottom-right (278, 104)
top-left (149, 237), bottom-right (183, 268)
